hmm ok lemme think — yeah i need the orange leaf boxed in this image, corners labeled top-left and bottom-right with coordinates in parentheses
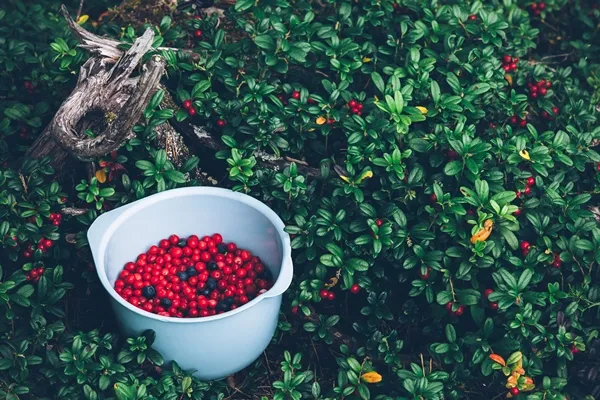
top-left (361, 371), bottom-right (382, 384)
top-left (489, 354), bottom-right (506, 367)
top-left (471, 220), bottom-right (494, 244)
top-left (95, 169), bottom-right (107, 183)
top-left (504, 74), bottom-right (513, 86)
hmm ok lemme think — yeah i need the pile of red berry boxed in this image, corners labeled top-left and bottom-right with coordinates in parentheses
top-left (501, 55), bottom-right (518, 72)
top-left (182, 100), bottom-right (196, 116)
top-left (527, 79), bottom-right (551, 99)
top-left (113, 233), bottom-right (273, 318)
top-left (529, 2), bottom-right (546, 15)
top-left (347, 99), bottom-right (363, 115)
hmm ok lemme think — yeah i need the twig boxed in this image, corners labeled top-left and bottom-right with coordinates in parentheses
top-left (76, 0), bottom-right (84, 20)
top-left (61, 207), bottom-right (89, 216)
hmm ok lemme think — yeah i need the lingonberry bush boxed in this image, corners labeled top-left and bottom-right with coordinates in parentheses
top-left (1, 0), bottom-right (600, 399)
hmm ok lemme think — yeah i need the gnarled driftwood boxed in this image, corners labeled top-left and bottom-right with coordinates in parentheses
top-left (25, 5), bottom-right (165, 171)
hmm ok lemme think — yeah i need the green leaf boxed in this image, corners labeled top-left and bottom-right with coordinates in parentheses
top-left (371, 72), bottom-right (385, 93)
top-left (255, 35), bottom-right (276, 51)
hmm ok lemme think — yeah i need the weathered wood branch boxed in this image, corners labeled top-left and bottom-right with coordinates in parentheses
top-left (24, 5), bottom-right (166, 171)
top-left (174, 122), bottom-right (322, 178)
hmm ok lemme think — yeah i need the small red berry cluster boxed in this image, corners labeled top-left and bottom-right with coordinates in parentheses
top-left (484, 289), bottom-right (498, 310)
top-left (49, 212), bottom-right (63, 226)
top-left (23, 237), bottom-right (54, 259)
top-left (527, 79), bottom-right (551, 99)
top-left (19, 127), bottom-right (29, 140)
top-left (529, 2), bottom-right (546, 15)
top-left (540, 106), bottom-right (559, 121)
top-left (347, 99), bottom-right (363, 116)
top-left (520, 240), bottom-right (531, 256)
top-left (113, 233), bottom-right (273, 318)
top-left (502, 55), bottom-right (518, 72)
top-left (509, 115), bottom-right (527, 128)
top-left (516, 176), bottom-right (535, 198)
top-left (24, 81), bottom-right (35, 95)
top-left (26, 266), bottom-right (45, 282)
top-left (551, 253), bottom-right (562, 268)
top-left (182, 100), bottom-right (196, 117)
top-left (319, 288), bottom-right (336, 301)
top-left (445, 302), bottom-right (465, 317)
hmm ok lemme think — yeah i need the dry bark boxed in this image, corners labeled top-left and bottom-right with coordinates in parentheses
top-left (25, 5), bottom-right (165, 171)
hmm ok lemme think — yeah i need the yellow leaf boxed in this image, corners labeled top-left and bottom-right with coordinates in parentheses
top-left (77, 14), bottom-right (89, 25)
top-left (416, 106), bottom-right (428, 115)
top-left (95, 169), bottom-right (107, 184)
top-left (340, 175), bottom-right (351, 183)
top-left (324, 276), bottom-right (338, 288)
top-left (505, 374), bottom-right (518, 389)
top-left (316, 116), bottom-right (327, 125)
top-left (504, 74), bottom-right (513, 86)
top-left (489, 354), bottom-right (506, 367)
top-left (362, 56), bottom-right (372, 63)
top-left (524, 377), bottom-right (534, 385)
top-left (519, 150), bottom-right (530, 161)
top-left (470, 219), bottom-right (494, 244)
top-left (374, 95), bottom-right (379, 102)
top-left (360, 170), bottom-right (373, 180)
top-left (361, 371), bottom-right (382, 383)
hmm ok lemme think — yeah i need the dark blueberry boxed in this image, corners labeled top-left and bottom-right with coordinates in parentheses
top-left (226, 297), bottom-right (235, 305)
top-left (199, 289), bottom-right (212, 297)
top-left (217, 243), bottom-right (227, 254)
top-left (160, 298), bottom-right (172, 307)
top-left (177, 272), bottom-right (189, 281)
top-left (216, 301), bottom-right (229, 312)
top-left (206, 277), bottom-right (217, 290)
top-left (186, 267), bottom-right (198, 277)
top-left (207, 261), bottom-right (218, 271)
top-left (178, 239), bottom-right (187, 247)
top-left (142, 285), bottom-right (156, 299)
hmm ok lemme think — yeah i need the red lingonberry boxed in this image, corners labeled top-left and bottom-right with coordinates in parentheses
top-left (519, 119), bottom-right (527, 128)
top-left (454, 305), bottom-right (465, 316)
top-left (291, 306), bottom-right (298, 314)
top-left (348, 100), bottom-right (358, 108)
top-left (350, 284), bottom-right (360, 294)
top-left (520, 241), bottom-right (530, 250)
top-left (327, 291), bottom-right (336, 301)
top-left (570, 345), bottom-right (579, 354)
top-left (489, 302), bottom-right (499, 311)
top-left (526, 177), bottom-right (535, 187)
top-left (445, 302), bottom-right (454, 313)
top-left (183, 100), bottom-right (192, 109)
top-left (539, 87), bottom-right (548, 96)
top-left (538, 2), bottom-right (546, 10)
top-left (291, 90), bottom-right (300, 100)
top-left (430, 193), bottom-right (438, 203)
top-left (319, 289), bottom-right (329, 299)
top-left (510, 116), bottom-right (518, 124)
top-left (375, 218), bottom-right (384, 227)
top-left (194, 30), bottom-right (202, 38)
top-left (216, 119), bottom-right (226, 127)
top-left (552, 106), bottom-right (559, 115)
top-left (509, 62), bottom-right (517, 71)
top-left (514, 208), bottom-right (522, 216)
top-left (524, 186), bottom-right (531, 195)
top-left (503, 55), bottom-right (512, 64)
top-left (484, 289), bottom-right (494, 299)
top-left (510, 387), bottom-right (520, 396)
top-left (468, 14), bottom-right (477, 21)
top-left (419, 267), bottom-right (431, 280)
